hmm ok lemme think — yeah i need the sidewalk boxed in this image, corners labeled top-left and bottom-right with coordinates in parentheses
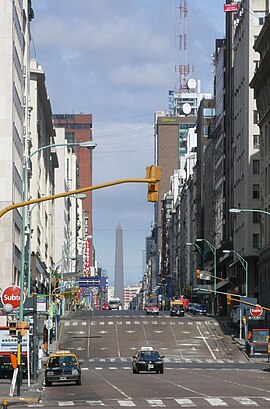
top-left (0, 340), bottom-right (58, 406)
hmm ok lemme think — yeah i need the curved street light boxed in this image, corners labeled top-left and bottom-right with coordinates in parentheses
top-left (229, 207), bottom-right (270, 216)
top-left (196, 238), bottom-right (217, 315)
top-left (186, 242), bottom-right (203, 254)
top-left (223, 250), bottom-right (248, 297)
top-left (20, 141), bottom-right (96, 319)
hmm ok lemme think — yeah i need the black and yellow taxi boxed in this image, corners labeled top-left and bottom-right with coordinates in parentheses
top-left (132, 347), bottom-right (164, 374)
top-left (44, 350), bottom-right (82, 386)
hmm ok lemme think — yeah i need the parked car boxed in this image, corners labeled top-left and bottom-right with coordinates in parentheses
top-left (44, 350), bottom-right (82, 386)
top-left (192, 303), bottom-right (207, 315)
top-left (132, 347), bottom-right (164, 374)
top-left (146, 304), bottom-right (159, 315)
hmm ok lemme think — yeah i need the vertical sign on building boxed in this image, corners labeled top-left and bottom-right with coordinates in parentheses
top-left (84, 238), bottom-right (91, 275)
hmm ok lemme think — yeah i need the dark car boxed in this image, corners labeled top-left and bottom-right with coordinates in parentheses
top-left (170, 304), bottom-right (185, 317)
top-left (192, 303), bottom-right (207, 315)
top-left (44, 350), bottom-right (82, 386)
top-left (132, 347), bottom-right (164, 374)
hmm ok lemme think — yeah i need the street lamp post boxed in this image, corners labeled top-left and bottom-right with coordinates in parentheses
top-left (186, 243), bottom-right (203, 303)
top-left (196, 238), bottom-right (217, 315)
top-left (27, 203), bottom-right (39, 297)
top-left (222, 250), bottom-right (248, 297)
top-left (17, 140), bottom-right (96, 394)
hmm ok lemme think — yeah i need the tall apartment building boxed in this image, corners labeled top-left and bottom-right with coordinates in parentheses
top-left (28, 60), bottom-right (58, 293)
top-left (52, 114), bottom-right (94, 273)
top-left (250, 14), bottom-right (270, 308)
top-left (229, 1), bottom-right (268, 298)
top-left (0, 1), bottom-right (33, 293)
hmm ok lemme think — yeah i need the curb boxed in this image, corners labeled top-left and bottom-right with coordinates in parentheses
top-left (1, 397), bottom-right (40, 406)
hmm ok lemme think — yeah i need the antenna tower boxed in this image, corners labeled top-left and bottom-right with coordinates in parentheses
top-left (175, 0), bottom-right (194, 93)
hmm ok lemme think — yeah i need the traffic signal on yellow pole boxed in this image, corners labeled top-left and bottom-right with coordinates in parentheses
top-left (196, 269), bottom-right (201, 279)
top-left (227, 294), bottom-right (232, 305)
top-left (146, 165), bottom-right (161, 202)
top-left (73, 286), bottom-right (79, 299)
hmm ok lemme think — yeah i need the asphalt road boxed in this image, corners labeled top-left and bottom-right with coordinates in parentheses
top-left (39, 310), bottom-right (270, 408)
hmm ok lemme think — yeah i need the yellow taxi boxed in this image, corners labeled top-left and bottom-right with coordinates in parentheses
top-left (44, 350), bottom-right (82, 386)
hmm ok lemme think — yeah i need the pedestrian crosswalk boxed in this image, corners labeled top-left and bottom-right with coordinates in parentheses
top-left (85, 357), bottom-right (246, 364)
top-left (63, 320), bottom-right (220, 327)
top-left (36, 396), bottom-right (270, 407)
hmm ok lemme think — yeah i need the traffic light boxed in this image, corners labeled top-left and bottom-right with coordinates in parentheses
top-left (196, 269), bottom-right (201, 279)
top-left (146, 165), bottom-right (161, 202)
top-left (73, 287), bottom-right (79, 299)
top-left (226, 294), bottom-right (232, 305)
top-left (9, 321), bottom-right (17, 337)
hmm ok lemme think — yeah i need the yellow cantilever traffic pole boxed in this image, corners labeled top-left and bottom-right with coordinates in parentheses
top-left (0, 177), bottom-right (158, 219)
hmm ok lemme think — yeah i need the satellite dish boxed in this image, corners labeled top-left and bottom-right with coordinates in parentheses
top-left (187, 78), bottom-right (197, 90)
top-left (182, 103), bottom-right (192, 115)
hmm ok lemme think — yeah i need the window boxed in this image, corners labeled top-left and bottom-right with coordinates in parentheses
top-left (253, 234), bottom-right (259, 249)
top-left (253, 212), bottom-right (260, 223)
top-left (253, 184), bottom-right (260, 199)
top-left (253, 134), bottom-right (260, 149)
top-left (253, 160), bottom-right (260, 174)
top-left (253, 110), bottom-right (259, 124)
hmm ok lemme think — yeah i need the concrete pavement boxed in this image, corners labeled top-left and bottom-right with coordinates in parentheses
top-left (0, 312), bottom-right (269, 407)
top-left (0, 339), bottom-right (58, 407)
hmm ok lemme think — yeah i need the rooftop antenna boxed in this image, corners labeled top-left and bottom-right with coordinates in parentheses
top-left (175, 0), bottom-right (194, 93)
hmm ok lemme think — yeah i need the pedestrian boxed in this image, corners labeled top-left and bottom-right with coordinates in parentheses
top-left (38, 346), bottom-right (44, 370)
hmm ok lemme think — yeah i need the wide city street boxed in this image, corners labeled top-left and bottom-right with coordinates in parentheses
top-left (38, 309), bottom-right (270, 408)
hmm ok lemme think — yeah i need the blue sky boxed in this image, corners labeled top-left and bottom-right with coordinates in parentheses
top-left (31, 0), bottom-right (225, 286)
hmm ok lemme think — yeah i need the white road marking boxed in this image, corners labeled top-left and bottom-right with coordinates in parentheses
top-left (72, 322), bottom-right (78, 326)
top-left (86, 400), bottom-right (105, 406)
top-left (205, 398), bottom-right (228, 406)
top-left (99, 330), bottom-right (107, 334)
top-left (118, 400), bottom-right (136, 406)
top-left (68, 331), bottom-right (86, 335)
top-left (233, 397), bottom-right (258, 405)
top-left (108, 321), bottom-right (114, 325)
top-left (58, 402), bottom-right (74, 406)
top-left (147, 399), bottom-right (165, 407)
top-left (82, 322), bottom-right (87, 325)
top-left (108, 367), bottom-right (117, 370)
top-left (196, 324), bottom-right (217, 360)
top-left (175, 398), bottom-right (196, 407)
top-left (126, 330), bottom-right (135, 333)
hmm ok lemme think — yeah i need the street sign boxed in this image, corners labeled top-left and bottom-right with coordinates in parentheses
top-left (0, 285), bottom-right (25, 309)
top-left (250, 304), bottom-right (263, 317)
top-left (78, 276), bottom-right (107, 288)
top-left (224, 4), bottom-right (239, 12)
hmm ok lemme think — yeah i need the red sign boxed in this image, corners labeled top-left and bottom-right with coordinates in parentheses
top-left (1, 285), bottom-right (24, 309)
top-left (250, 304), bottom-right (263, 317)
top-left (84, 238), bottom-right (91, 275)
top-left (224, 4), bottom-right (239, 12)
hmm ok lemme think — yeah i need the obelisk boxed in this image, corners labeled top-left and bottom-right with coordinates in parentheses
top-left (114, 223), bottom-right (124, 304)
